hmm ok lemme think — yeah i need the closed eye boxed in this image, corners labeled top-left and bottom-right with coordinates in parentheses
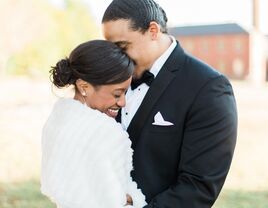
top-left (115, 41), bottom-right (130, 50)
top-left (114, 94), bottom-right (121, 99)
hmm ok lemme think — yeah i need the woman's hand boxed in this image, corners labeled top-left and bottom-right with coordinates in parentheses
top-left (124, 193), bottom-right (133, 206)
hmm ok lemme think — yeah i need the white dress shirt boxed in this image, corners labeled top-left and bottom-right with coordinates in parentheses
top-left (121, 36), bottom-right (177, 130)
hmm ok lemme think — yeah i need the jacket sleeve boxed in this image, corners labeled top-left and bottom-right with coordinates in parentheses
top-left (144, 76), bottom-right (237, 208)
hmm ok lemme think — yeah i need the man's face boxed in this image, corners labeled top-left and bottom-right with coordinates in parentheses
top-left (102, 20), bottom-right (155, 78)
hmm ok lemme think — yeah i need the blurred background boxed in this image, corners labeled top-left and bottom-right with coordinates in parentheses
top-left (0, 0), bottom-right (267, 207)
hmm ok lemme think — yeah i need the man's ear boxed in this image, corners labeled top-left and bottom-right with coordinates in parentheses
top-left (148, 21), bottom-right (161, 40)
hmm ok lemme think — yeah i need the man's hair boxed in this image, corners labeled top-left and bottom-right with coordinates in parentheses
top-left (102, 0), bottom-right (168, 34)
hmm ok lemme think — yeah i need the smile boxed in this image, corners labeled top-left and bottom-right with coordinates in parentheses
top-left (107, 108), bottom-right (120, 118)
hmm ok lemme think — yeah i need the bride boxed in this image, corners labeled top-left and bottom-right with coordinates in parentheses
top-left (41, 40), bottom-right (146, 208)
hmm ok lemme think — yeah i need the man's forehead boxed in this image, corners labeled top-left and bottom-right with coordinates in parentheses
top-left (102, 23), bottom-right (133, 42)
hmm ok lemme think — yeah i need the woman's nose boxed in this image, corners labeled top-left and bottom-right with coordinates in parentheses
top-left (116, 94), bottom-right (126, 107)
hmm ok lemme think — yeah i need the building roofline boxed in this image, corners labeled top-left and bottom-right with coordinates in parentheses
top-left (168, 23), bottom-right (249, 36)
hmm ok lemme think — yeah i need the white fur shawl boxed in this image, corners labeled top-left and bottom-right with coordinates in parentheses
top-left (41, 98), bottom-right (146, 208)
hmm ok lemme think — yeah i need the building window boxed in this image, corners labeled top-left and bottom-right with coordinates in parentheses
top-left (232, 58), bottom-right (244, 78)
top-left (218, 60), bottom-right (226, 73)
top-left (201, 39), bottom-right (209, 53)
top-left (217, 39), bottom-right (225, 52)
top-left (234, 39), bottom-right (242, 53)
top-left (185, 41), bottom-right (194, 53)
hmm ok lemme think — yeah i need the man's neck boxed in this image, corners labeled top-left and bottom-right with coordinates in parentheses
top-left (157, 34), bottom-right (173, 56)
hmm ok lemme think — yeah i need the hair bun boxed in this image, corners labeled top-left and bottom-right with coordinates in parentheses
top-left (50, 58), bottom-right (76, 88)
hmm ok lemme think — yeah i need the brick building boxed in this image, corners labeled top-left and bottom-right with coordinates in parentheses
top-left (169, 23), bottom-right (250, 80)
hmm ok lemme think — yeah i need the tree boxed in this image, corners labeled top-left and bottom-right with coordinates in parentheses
top-left (1, 0), bottom-right (99, 76)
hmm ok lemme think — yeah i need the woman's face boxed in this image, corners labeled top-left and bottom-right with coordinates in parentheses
top-left (84, 77), bottom-right (131, 118)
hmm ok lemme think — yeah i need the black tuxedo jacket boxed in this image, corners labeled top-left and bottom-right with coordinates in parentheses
top-left (126, 42), bottom-right (237, 207)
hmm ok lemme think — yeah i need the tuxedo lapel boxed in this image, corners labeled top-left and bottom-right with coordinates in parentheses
top-left (127, 68), bottom-right (175, 148)
top-left (127, 42), bottom-right (186, 149)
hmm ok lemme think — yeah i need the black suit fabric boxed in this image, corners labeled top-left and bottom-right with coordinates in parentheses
top-left (127, 42), bottom-right (237, 208)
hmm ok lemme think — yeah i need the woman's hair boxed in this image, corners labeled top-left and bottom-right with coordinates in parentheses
top-left (50, 40), bottom-right (134, 88)
top-left (102, 0), bottom-right (168, 34)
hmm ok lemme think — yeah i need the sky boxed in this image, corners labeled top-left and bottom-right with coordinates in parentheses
top-left (50, 0), bottom-right (268, 34)
top-left (86, 0), bottom-right (268, 34)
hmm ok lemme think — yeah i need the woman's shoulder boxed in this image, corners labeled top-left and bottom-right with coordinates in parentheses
top-left (53, 98), bottom-right (126, 134)
top-left (44, 98), bottom-right (130, 149)
top-left (53, 98), bottom-right (104, 120)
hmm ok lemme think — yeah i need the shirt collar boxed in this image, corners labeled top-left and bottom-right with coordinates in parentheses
top-left (150, 36), bottom-right (177, 78)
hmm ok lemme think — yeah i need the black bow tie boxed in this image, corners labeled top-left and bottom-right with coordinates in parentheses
top-left (131, 70), bottom-right (154, 90)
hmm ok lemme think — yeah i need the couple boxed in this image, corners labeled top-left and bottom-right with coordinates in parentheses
top-left (41, 0), bottom-right (237, 207)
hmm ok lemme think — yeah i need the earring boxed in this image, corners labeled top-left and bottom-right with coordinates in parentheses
top-left (82, 93), bottom-right (87, 107)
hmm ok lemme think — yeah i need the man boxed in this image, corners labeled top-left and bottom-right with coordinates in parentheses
top-left (102, 0), bottom-right (237, 207)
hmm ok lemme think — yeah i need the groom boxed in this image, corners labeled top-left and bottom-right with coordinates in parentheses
top-left (102, 0), bottom-right (237, 207)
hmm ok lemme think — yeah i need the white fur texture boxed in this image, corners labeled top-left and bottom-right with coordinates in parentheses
top-left (41, 98), bottom-right (146, 208)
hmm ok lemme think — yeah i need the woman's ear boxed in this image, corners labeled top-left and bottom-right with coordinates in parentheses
top-left (75, 79), bottom-right (92, 96)
top-left (148, 21), bottom-right (161, 40)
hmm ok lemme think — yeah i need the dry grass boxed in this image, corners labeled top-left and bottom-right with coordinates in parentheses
top-left (224, 81), bottom-right (268, 191)
top-left (0, 76), bottom-right (267, 192)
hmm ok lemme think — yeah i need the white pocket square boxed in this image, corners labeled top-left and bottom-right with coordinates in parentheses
top-left (152, 112), bottom-right (174, 126)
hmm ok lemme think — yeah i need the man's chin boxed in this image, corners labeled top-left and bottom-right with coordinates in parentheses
top-left (133, 67), bottom-right (147, 79)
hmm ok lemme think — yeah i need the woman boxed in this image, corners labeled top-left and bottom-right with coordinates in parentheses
top-left (41, 40), bottom-right (146, 208)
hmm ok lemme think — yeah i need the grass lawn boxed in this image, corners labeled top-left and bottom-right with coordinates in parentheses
top-left (0, 180), bottom-right (268, 208)
top-left (0, 181), bottom-right (55, 208)
top-left (214, 189), bottom-right (268, 208)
